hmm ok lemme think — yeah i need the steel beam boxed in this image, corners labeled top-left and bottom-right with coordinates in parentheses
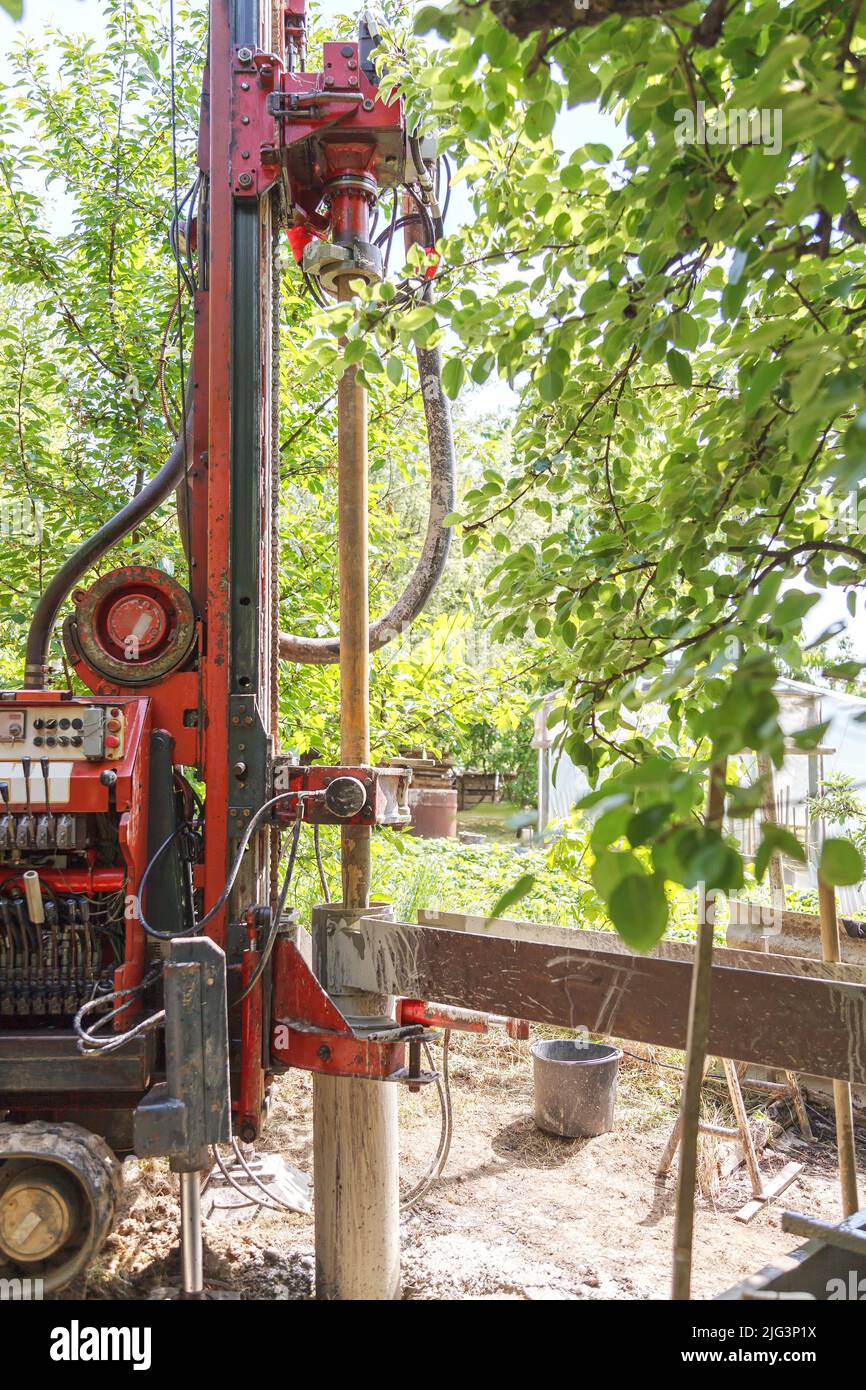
top-left (321, 915), bottom-right (866, 1086)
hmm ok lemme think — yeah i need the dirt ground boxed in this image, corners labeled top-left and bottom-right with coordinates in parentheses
top-left (69, 1031), bottom-right (863, 1301)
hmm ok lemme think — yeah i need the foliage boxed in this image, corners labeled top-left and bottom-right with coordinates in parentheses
top-left (354, 0), bottom-right (866, 942)
top-left (291, 819), bottom-right (605, 927)
top-left (0, 0), bottom-right (203, 679)
top-left (0, 1), bottom-right (535, 793)
top-left (808, 771), bottom-right (866, 855)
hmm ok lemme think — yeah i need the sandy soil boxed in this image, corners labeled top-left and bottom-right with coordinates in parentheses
top-left (68, 1032), bottom-right (861, 1301)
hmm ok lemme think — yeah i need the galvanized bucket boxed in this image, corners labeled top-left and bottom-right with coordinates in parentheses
top-left (531, 1039), bottom-right (622, 1138)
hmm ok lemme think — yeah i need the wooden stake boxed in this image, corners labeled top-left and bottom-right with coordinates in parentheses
top-left (672, 756), bottom-right (727, 1301)
top-left (818, 877), bottom-right (860, 1218)
top-left (757, 755), bottom-right (812, 1140)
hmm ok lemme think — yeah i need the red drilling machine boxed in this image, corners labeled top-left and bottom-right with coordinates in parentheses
top-left (0, 0), bottom-right (455, 1298)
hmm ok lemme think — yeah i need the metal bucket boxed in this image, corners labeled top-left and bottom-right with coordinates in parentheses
top-left (531, 1039), bottom-right (622, 1138)
top-left (409, 787), bottom-right (458, 838)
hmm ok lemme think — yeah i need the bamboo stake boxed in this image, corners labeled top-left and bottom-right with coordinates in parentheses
top-left (817, 877), bottom-right (860, 1218)
top-left (672, 756), bottom-right (727, 1301)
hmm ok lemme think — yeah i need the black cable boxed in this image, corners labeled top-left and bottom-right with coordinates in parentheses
top-left (374, 212), bottom-right (423, 250)
top-left (402, 184), bottom-right (436, 246)
top-left (210, 1143), bottom-right (284, 1214)
top-left (401, 1030), bottom-right (453, 1210)
top-left (235, 813), bottom-right (302, 1005)
top-left (382, 188), bottom-right (399, 276)
top-left (439, 153), bottom-right (452, 227)
top-left (136, 791), bottom-right (311, 941)
top-left (313, 822), bottom-right (331, 903)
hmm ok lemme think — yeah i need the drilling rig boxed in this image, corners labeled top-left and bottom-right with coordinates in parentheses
top-left (0, 0), bottom-right (455, 1299)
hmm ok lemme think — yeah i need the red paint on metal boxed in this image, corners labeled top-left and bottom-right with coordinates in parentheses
top-left (202, 0), bottom-right (234, 950)
top-left (270, 937), bottom-right (410, 1080)
top-left (398, 999), bottom-right (487, 1034)
top-left (105, 594), bottom-right (168, 653)
top-left (0, 868), bottom-right (125, 893)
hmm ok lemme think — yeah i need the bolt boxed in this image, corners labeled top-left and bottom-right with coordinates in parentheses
top-left (231, 715), bottom-right (240, 726)
top-left (241, 114), bottom-right (250, 125)
top-left (316, 1044), bottom-right (331, 1062)
top-left (237, 46), bottom-right (253, 63)
top-left (407, 1038), bottom-right (422, 1094)
top-left (348, 76), bottom-right (358, 87)
top-left (363, 99), bottom-right (374, 111)
top-left (347, 59), bottom-right (357, 70)
top-left (241, 150), bottom-right (250, 159)
top-left (240, 1122), bottom-right (256, 1143)
top-left (238, 172), bottom-right (253, 188)
top-left (324, 75), bottom-right (334, 87)
top-left (244, 716), bottom-right (253, 726)
top-left (241, 80), bottom-right (250, 90)
top-left (233, 761), bottom-right (247, 779)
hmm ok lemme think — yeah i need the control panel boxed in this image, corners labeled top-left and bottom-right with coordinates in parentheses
top-left (0, 704), bottom-right (125, 761)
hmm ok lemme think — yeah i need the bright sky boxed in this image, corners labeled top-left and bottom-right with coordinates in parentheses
top-left (1, 0), bottom-right (862, 660)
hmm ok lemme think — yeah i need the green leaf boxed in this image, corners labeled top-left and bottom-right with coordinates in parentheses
top-left (414, 5), bottom-right (445, 35)
top-left (754, 825), bottom-right (806, 881)
top-left (608, 873), bottom-right (668, 953)
top-left (442, 356), bottom-right (465, 399)
top-left (665, 349), bottom-right (692, 388)
top-left (487, 874), bottom-right (536, 923)
top-left (819, 840), bottom-right (864, 888)
top-left (525, 101), bottom-right (557, 141)
top-left (626, 802), bottom-right (673, 847)
top-left (538, 369), bottom-right (563, 402)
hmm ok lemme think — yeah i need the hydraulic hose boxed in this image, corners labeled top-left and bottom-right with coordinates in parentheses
top-left (279, 193), bottom-right (455, 666)
top-left (278, 336), bottom-right (455, 664)
top-left (24, 402), bottom-right (193, 689)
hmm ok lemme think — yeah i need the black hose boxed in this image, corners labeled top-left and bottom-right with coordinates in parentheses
top-left (24, 403), bottom-right (193, 689)
top-left (278, 305), bottom-right (455, 666)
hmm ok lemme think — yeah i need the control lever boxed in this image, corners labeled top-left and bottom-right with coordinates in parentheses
top-left (0, 782), bottom-right (11, 852)
top-left (15, 757), bottom-right (35, 849)
top-left (36, 756), bottom-right (55, 849)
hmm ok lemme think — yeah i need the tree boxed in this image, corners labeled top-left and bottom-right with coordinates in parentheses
top-left (0, 0), bottom-right (534, 794)
top-left (357, 0), bottom-right (866, 944)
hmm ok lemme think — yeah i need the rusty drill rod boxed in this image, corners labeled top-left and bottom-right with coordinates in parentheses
top-left (818, 877), bottom-right (861, 1218)
top-left (337, 273), bottom-right (372, 910)
top-left (313, 272), bottom-right (400, 1301)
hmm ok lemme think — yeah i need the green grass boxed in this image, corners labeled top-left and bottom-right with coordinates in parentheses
top-left (290, 823), bottom-right (597, 928)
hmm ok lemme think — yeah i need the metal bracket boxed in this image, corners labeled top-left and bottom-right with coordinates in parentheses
top-left (133, 937), bottom-right (231, 1170)
top-left (228, 693), bottom-right (270, 831)
top-left (231, 46), bottom-right (283, 201)
top-left (270, 938), bottom-right (436, 1083)
top-left (271, 760), bottom-right (410, 826)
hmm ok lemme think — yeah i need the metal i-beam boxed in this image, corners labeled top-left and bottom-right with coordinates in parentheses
top-left (320, 914), bottom-right (866, 1086)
